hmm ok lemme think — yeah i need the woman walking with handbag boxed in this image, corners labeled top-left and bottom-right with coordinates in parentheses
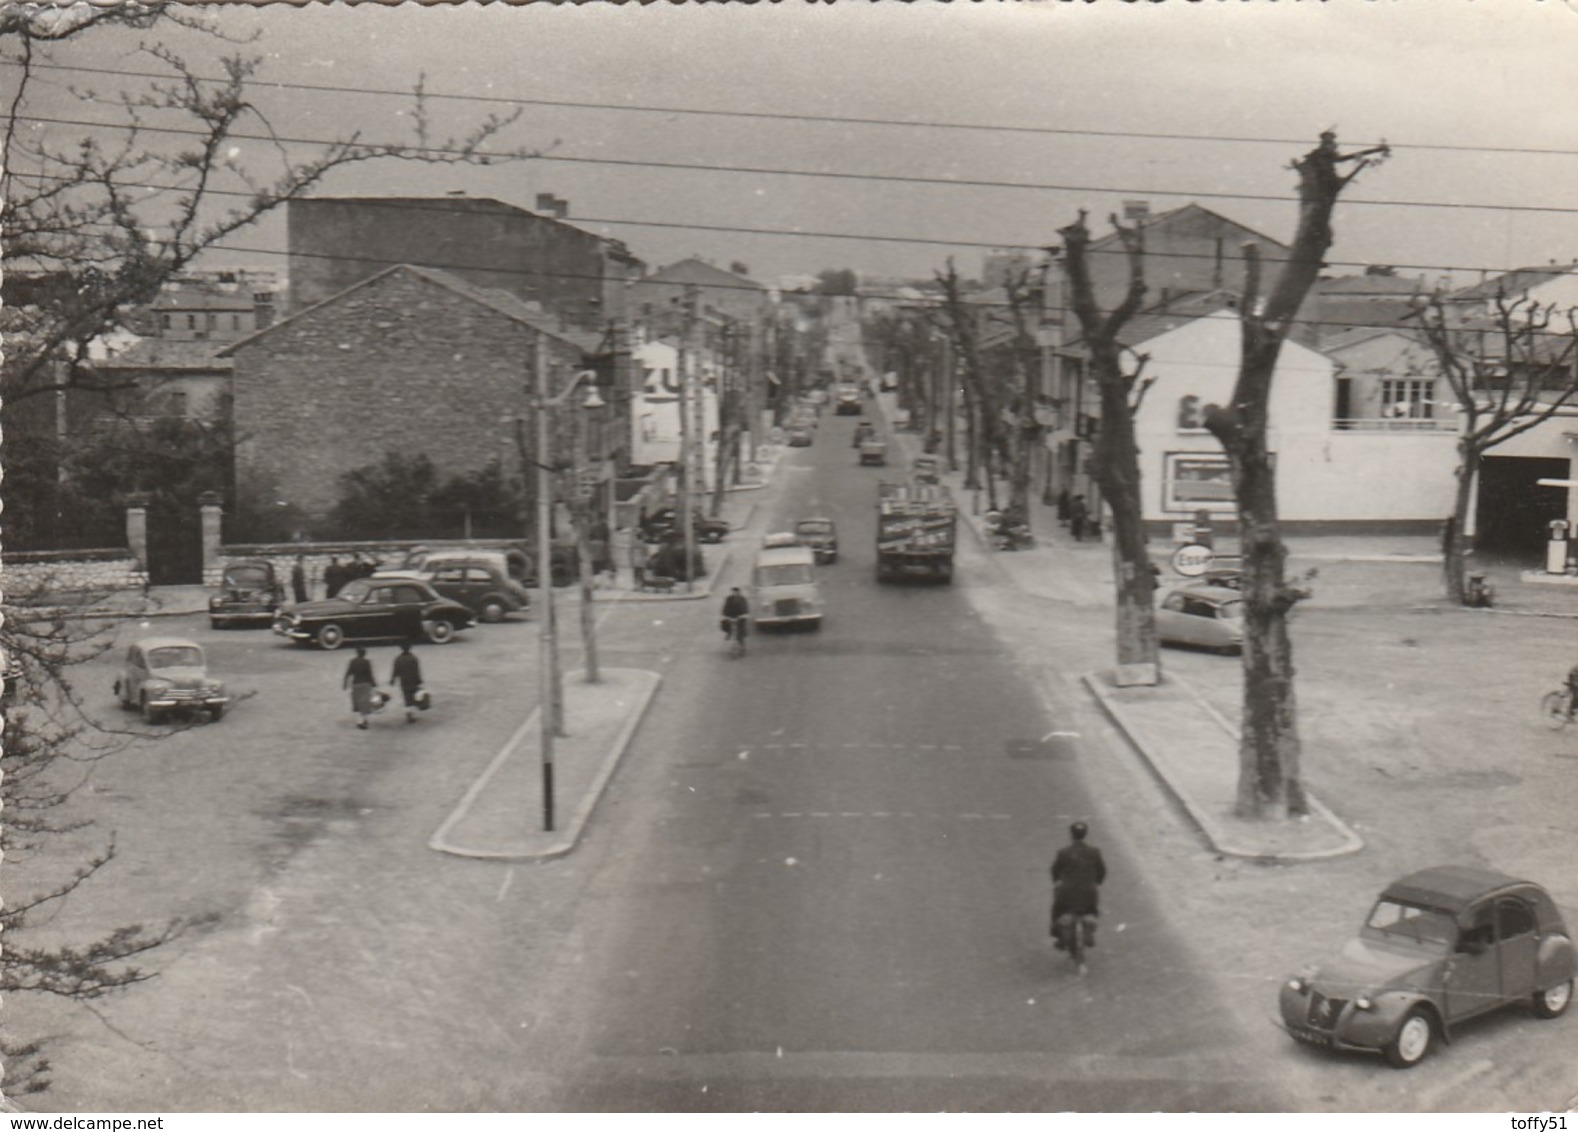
top-left (390, 641), bottom-right (426, 724)
top-left (344, 647), bottom-right (379, 730)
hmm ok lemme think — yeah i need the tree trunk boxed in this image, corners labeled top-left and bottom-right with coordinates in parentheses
top-left (1227, 413), bottom-right (1304, 818)
top-left (1090, 347), bottom-right (1158, 667)
top-left (1445, 439), bottom-right (1478, 603)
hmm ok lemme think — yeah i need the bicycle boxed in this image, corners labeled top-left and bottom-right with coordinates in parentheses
top-left (725, 615), bottom-right (749, 658)
top-left (1542, 687), bottom-right (1575, 730)
top-left (1054, 911), bottom-right (1098, 974)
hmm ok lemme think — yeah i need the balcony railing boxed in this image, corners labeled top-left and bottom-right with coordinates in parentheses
top-left (1331, 417), bottom-right (1452, 432)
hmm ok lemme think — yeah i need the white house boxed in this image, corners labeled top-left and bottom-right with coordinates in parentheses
top-left (631, 337), bottom-right (719, 488)
top-left (1130, 307), bottom-right (1459, 534)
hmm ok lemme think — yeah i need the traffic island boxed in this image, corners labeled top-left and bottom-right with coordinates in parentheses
top-left (1084, 668), bottom-right (1363, 862)
top-left (429, 666), bottom-right (662, 861)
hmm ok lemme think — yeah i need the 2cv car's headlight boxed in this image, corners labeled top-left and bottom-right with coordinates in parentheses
top-left (1353, 995), bottom-right (1375, 1011)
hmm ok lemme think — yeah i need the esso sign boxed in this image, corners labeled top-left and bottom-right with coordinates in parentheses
top-left (1171, 543), bottom-right (1215, 577)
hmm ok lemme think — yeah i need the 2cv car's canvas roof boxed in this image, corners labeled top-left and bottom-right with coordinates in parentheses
top-left (1383, 866), bottom-right (1531, 914)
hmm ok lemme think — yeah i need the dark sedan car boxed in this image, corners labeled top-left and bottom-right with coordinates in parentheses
top-left (273, 577), bottom-right (475, 650)
top-left (1280, 866), bottom-right (1574, 1068)
top-left (209, 558), bottom-right (285, 629)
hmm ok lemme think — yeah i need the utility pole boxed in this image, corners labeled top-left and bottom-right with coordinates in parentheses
top-left (533, 333), bottom-right (557, 832)
top-left (677, 285), bottom-right (698, 593)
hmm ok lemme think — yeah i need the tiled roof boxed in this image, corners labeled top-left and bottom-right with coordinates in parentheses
top-left (1318, 325), bottom-right (1421, 354)
top-left (93, 338), bottom-right (233, 371)
top-left (639, 258), bottom-right (766, 291)
top-left (1451, 265), bottom-right (1577, 302)
top-left (1316, 274), bottom-right (1429, 296)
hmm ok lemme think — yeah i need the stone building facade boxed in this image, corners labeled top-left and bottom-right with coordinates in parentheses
top-left (286, 195), bottom-right (644, 332)
top-left (221, 264), bottom-right (600, 530)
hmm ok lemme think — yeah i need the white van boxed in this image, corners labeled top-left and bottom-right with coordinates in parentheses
top-left (751, 545), bottom-right (823, 630)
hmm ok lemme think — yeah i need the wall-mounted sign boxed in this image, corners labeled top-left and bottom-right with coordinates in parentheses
top-left (1163, 451), bottom-right (1245, 513)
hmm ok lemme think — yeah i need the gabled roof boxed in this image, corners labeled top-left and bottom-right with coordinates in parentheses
top-left (637, 258), bottom-right (765, 293)
top-left (1115, 290), bottom-right (1241, 348)
top-left (1451, 264), bottom-right (1578, 302)
top-left (94, 338), bottom-right (234, 372)
top-left (1318, 325), bottom-right (1422, 355)
top-left (1316, 274), bottom-right (1429, 297)
top-left (1087, 202), bottom-right (1288, 255)
top-left (218, 263), bottom-right (599, 358)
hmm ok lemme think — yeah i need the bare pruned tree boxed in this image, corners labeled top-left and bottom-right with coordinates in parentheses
top-left (1203, 131), bottom-right (1389, 820)
top-left (1059, 210), bottom-right (1160, 674)
top-left (1412, 293), bottom-right (1578, 603)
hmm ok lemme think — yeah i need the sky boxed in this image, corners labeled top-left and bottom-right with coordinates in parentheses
top-left (21, 1), bottom-right (1578, 291)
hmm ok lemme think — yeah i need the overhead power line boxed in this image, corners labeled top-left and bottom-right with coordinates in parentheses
top-left (13, 167), bottom-right (1567, 283)
top-left (10, 56), bottom-right (1578, 161)
top-left (12, 110), bottom-right (1578, 217)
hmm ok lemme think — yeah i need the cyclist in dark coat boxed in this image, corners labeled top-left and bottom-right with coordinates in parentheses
top-left (1051, 821), bottom-right (1106, 950)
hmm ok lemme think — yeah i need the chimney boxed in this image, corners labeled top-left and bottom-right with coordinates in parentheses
top-left (1122, 200), bottom-right (1151, 224)
top-left (536, 193), bottom-right (569, 219)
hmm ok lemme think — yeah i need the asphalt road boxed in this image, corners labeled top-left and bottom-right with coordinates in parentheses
top-left (536, 413), bottom-right (1284, 1111)
top-left (19, 412), bottom-right (1279, 1111)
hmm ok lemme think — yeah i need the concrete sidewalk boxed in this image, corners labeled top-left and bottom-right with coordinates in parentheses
top-left (428, 666), bottom-right (663, 861)
top-left (873, 392), bottom-right (1373, 861)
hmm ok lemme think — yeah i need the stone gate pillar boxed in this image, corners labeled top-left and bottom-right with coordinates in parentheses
top-left (125, 495), bottom-right (149, 577)
top-left (199, 491), bottom-right (224, 583)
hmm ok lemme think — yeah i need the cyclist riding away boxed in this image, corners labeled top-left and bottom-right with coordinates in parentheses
top-left (1051, 820), bottom-right (1106, 955)
top-left (721, 586), bottom-right (750, 655)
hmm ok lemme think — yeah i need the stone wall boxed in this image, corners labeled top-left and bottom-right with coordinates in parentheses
top-left (2, 549), bottom-right (145, 596)
top-left (230, 266), bottom-right (585, 525)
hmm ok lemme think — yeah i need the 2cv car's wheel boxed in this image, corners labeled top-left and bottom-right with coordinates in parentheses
top-left (1533, 978), bottom-right (1573, 1019)
top-left (425, 619), bottom-right (456, 644)
top-left (1384, 1008), bottom-right (1435, 1068)
top-left (315, 624), bottom-right (346, 650)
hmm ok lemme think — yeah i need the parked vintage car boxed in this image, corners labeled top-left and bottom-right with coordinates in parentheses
top-left (209, 558), bottom-right (286, 629)
top-left (377, 559), bottom-right (530, 623)
top-left (273, 577), bottom-right (475, 650)
top-left (911, 455), bottom-right (940, 484)
top-left (642, 507), bottom-right (729, 545)
top-left (794, 517), bottom-right (839, 564)
top-left (859, 440), bottom-right (888, 466)
top-left (1279, 866), bottom-right (1574, 1068)
top-left (114, 636), bottom-right (229, 723)
top-left (786, 425), bottom-right (814, 448)
top-left (1156, 584), bottom-right (1245, 653)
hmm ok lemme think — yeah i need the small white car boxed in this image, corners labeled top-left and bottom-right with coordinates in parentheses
top-left (1156, 584), bottom-right (1244, 654)
top-left (114, 636), bottom-right (228, 723)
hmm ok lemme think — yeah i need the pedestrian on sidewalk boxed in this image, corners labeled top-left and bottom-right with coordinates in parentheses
top-left (291, 554), bottom-right (309, 604)
top-left (324, 556), bottom-right (347, 598)
top-left (389, 641), bottom-right (425, 724)
top-left (629, 535), bottom-right (648, 591)
top-left (1069, 494), bottom-right (1089, 542)
top-left (1056, 487), bottom-right (1070, 526)
top-left (344, 646), bottom-right (378, 730)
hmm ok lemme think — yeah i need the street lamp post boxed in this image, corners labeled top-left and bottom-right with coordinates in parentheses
top-left (532, 339), bottom-right (605, 833)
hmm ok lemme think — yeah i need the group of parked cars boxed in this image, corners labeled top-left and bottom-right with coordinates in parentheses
top-left (119, 546), bottom-right (548, 725)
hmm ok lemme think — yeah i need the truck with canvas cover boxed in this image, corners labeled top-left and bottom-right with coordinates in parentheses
top-left (875, 482), bottom-right (956, 583)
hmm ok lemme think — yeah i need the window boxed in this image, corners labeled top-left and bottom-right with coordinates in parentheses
top-left (1497, 898), bottom-right (1536, 940)
top-left (186, 314), bottom-right (197, 330)
top-left (161, 314), bottom-right (171, 331)
top-left (392, 585), bottom-right (428, 604)
top-left (1381, 379), bottom-right (1436, 420)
